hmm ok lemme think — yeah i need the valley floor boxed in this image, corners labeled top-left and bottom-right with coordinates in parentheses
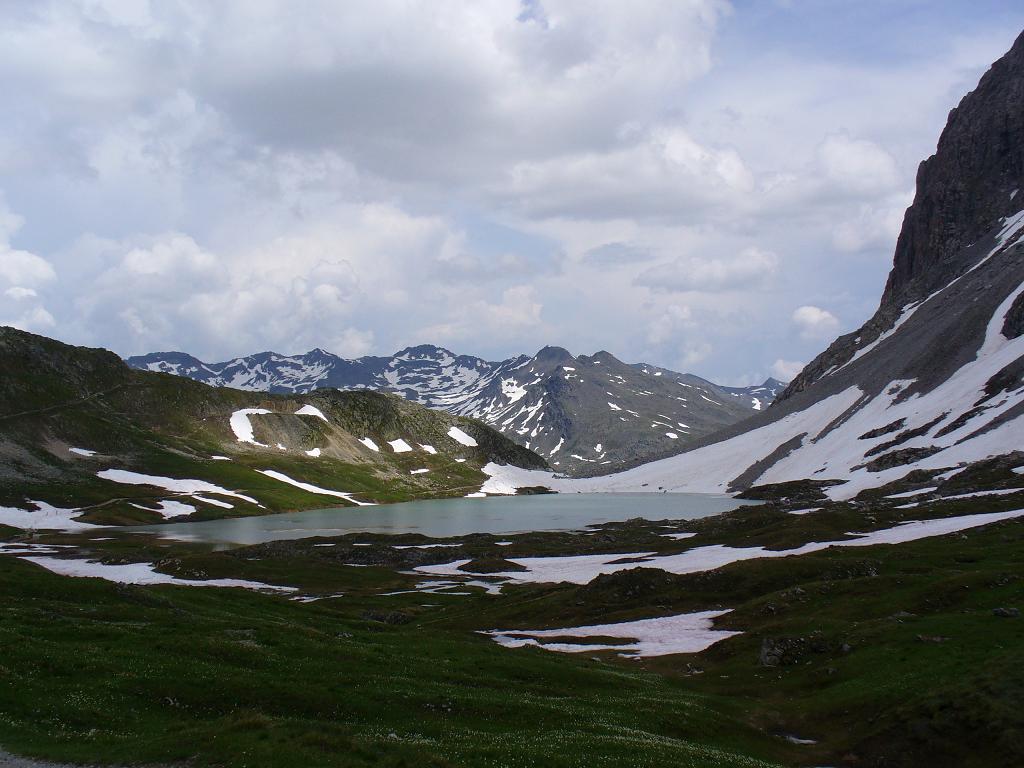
top-left (1, 467), bottom-right (1023, 767)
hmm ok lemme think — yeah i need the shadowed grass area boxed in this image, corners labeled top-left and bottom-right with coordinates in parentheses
top-left (2, 494), bottom-right (1023, 766)
top-left (0, 554), bottom-right (784, 768)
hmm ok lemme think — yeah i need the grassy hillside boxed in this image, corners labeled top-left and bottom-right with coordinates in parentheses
top-left (0, 327), bottom-right (547, 527)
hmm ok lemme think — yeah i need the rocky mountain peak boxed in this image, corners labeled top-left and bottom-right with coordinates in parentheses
top-left (533, 345), bottom-right (576, 367)
top-left (780, 31), bottom-right (1024, 403)
top-left (883, 29), bottom-right (1024, 308)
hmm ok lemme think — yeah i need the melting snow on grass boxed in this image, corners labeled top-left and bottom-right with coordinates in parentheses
top-left (69, 447), bottom-right (97, 457)
top-left (97, 469), bottom-right (262, 506)
top-left (447, 426), bottom-right (478, 447)
top-left (0, 501), bottom-right (96, 532)
top-left (485, 610), bottom-right (740, 658)
top-left (410, 468), bottom-right (430, 475)
top-left (229, 408), bottom-right (273, 445)
top-left (20, 557), bottom-right (296, 592)
top-left (191, 495), bottom-right (233, 509)
top-left (295, 404), bottom-right (329, 422)
top-left (256, 469), bottom-right (374, 506)
top-left (418, 509), bottom-right (1024, 585)
top-left (129, 500), bottom-right (196, 518)
top-left (389, 439), bottom-right (413, 453)
top-left (305, 448), bottom-right (321, 457)
top-left (359, 437), bottom-right (380, 452)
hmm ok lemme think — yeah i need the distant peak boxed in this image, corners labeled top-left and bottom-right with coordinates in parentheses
top-left (534, 345), bottom-right (575, 364)
top-left (395, 343), bottom-right (454, 359)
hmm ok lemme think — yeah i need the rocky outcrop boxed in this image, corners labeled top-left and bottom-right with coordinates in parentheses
top-left (780, 30), bottom-right (1024, 403)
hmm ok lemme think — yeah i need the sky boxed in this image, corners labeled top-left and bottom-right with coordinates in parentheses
top-left (1, 1), bottom-right (1022, 385)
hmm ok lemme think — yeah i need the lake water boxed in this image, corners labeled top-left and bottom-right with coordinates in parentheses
top-left (139, 493), bottom-right (751, 545)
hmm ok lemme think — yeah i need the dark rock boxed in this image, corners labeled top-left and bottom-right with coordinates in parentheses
top-left (993, 607), bottom-right (1020, 618)
top-left (361, 610), bottom-right (413, 625)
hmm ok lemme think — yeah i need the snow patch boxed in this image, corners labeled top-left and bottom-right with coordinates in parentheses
top-left (485, 610), bottom-right (739, 658)
top-left (229, 408), bottom-right (273, 445)
top-left (295, 404), bottom-right (329, 422)
top-left (256, 469), bottom-right (374, 506)
top-left (419, 509), bottom-right (1024, 585)
top-left (447, 426), bottom-right (478, 447)
top-left (0, 501), bottom-right (96, 532)
top-left (21, 557), bottom-right (295, 592)
top-left (97, 469), bottom-right (262, 506)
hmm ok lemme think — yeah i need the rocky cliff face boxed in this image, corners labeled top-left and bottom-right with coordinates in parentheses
top-left (781, 29), bottom-right (1024, 403)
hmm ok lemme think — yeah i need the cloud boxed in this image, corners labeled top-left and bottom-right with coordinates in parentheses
top-left (0, 198), bottom-right (57, 333)
top-left (771, 358), bottom-right (804, 381)
top-left (791, 305), bottom-right (840, 340)
top-left (636, 247), bottom-right (778, 293)
top-left (646, 304), bottom-right (694, 345)
top-left (0, 1), bottom-right (1020, 384)
top-left (816, 134), bottom-right (899, 195)
top-left (498, 125), bottom-right (754, 220)
top-left (832, 192), bottom-right (912, 252)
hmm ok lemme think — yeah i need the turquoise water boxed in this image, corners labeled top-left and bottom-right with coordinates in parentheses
top-left (138, 492), bottom-right (751, 545)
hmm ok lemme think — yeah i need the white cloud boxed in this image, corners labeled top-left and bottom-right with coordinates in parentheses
top-left (636, 247), bottom-right (778, 293)
top-left (832, 192), bottom-right (912, 252)
top-left (816, 134), bottom-right (899, 195)
top-left (646, 304), bottom-right (694, 345)
top-left (770, 358), bottom-right (804, 381)
top-left (499, 125), bottom-right (754, 220)
top-left (0, 2), bottom-right (1019, 384)
top-left (0, 197), bottom-right (57, 334)
top-left (791, 305), bottom-right (839, 340)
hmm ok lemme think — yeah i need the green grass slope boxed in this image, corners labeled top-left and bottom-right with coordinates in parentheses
top-left (0, 327), bottom-right (547, 527)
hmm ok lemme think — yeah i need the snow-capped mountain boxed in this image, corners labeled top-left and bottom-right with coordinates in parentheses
top-left (127, 346), bottom-right (769, 476)
top-left (489, 31), bottom-right (1024, 500)
top-left (718, 378), bottom-right (787, 411)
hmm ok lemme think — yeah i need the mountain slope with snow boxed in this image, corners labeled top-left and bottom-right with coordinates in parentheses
top-left (128, 345), bottom-right (767, 476)
top-left (483, 31), bottom-right (1024, 501)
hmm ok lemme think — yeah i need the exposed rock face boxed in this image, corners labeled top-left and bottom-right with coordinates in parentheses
top-left (780, 30), bottom-right (1024, 403)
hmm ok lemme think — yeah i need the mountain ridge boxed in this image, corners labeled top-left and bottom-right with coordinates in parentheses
top-left (480, 30), bottom-right (1024, 502)
top-left (128, 344), bottom-right (784, 476)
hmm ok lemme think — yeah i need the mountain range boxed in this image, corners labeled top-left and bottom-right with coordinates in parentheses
top-left (127, 345), bottom-right (784, 476)
top-left (483, 30), bottom-right (1024, 502)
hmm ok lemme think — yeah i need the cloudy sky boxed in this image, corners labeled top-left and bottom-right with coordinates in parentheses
top-left (2, 1), bottom-right (1022, 384)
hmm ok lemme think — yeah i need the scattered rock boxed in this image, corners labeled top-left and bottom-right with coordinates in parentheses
top-left (361, 609), bottom-right (413, 625)
top-left (993, 607), bottom-right (1020, 618)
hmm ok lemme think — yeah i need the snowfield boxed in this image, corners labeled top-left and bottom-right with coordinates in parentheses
top-left (97, 469), bottom-right (262, 506)
top-left (20, 556), bottom-right (296, 592)
top-left (418, 509), bottom-right (1024, 586)
top-left (0, 501), bottom-right (96, 532)
top-left (129, 499), bottom-right (196, 518)
top-left (294, 404), bottom-right (329, 422)
top-left (485, 610), bottom-right (740, 657)
top-left (256, 469), bottom-right (374, 506)
top-left (229, 408), bottom-right (273, 445)
top-left (447, 426), bottom-right (478, 447)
